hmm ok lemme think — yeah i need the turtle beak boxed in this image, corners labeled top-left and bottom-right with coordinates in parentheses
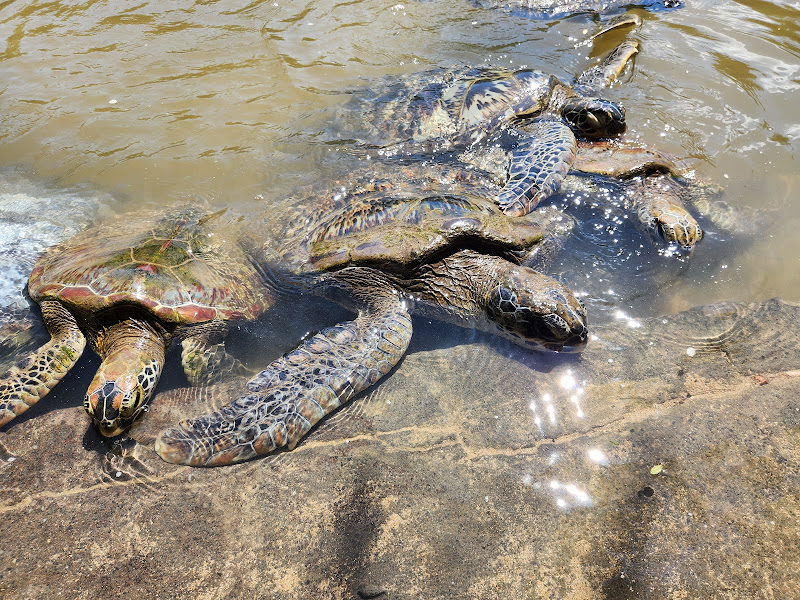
top-left (84, 380), bottom-right (144, 437)
top-left (543, 333), bottom-right (588, 353)
top-left (96, 422), bottom-right (126, 438)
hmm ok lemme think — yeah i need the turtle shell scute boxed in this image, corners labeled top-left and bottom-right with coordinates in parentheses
top-left (28, 206), bottom-right (266, 325)
top-left (303, 184), bottom-right (548, 271)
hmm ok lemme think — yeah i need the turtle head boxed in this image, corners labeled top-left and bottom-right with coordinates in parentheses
top-left (484, 264), bottom-right (588, 352)
top-left (84, 321), bottom-right (165, 437)
top-left (561, 96), bottom-right (626, 139)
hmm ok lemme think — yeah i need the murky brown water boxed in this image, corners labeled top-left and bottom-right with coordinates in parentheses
top-left (1, 2), bottom-right (799, 594)
top-left (1, 0), bottom-right (797, 318)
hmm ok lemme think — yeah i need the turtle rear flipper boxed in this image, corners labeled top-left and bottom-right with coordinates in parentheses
top-left (576, 13), bottom-right (642, 48)
top-left (498, 119), bottom-right (577, 217)
top-left (0, 300), bottom-right (86, 426)
top-left (180, 337), bottom-right (252, 386)
top-left (575, 39), bottom-right (639, 94)
top-left (155, 282), bottom-right (412, 466)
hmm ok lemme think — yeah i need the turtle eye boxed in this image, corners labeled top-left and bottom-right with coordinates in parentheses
top-left (584, 112), bottom-right (600, 130)
top-left (121, 386), bottom-right (144, 417)
top-left (563, 106), bottom-right (602, 137)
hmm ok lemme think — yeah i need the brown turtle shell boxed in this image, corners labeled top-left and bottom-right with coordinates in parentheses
top-left (271, 164), bottom-right (567, 276)
top-left (28, 206), bottom-right (267, 326)
top-left (306, 193), bottom-right (549, 273)
top-left (330, 66), bottom-right (556, 150)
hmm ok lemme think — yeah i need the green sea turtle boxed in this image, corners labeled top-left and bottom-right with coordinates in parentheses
top-left (567, 138), bottom-right (755, 250)
top-left (327, 39), bottom-right (639, 219)
top-left (570, 140), bottom-right (707, 248)
top-left (461, 138), bottom-right (707, 252)
top-left (0, 206), bottom-right (266, 437)
top-left (155, 164), bottom-right (587, 466)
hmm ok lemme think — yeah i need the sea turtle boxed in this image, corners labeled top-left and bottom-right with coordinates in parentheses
top-left (570, 140), bottom-right (708, 248)
top-left (326, 38), bottom-right (639, 219)
top-left (569, 138), bottom-right (758, 250)
top-left (0, 205), bottom-right (266, 437)
top-left (470, 0), bottom-right (681, 20)
top-left (154, 164), bottom-right (587, 466)
top-left (461, 138), bottom-right (707, 252)
top-left (574, 140), bottom-right (761, 250)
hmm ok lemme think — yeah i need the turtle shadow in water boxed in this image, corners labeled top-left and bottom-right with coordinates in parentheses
top-left (247, 283), bottom-right (584, 373)
top-left (230, 290), bottom-right (581, 375)
top-left (407, 315), bottom-right (583, 373)
top-left (228, 293), bottom-right (354, 370)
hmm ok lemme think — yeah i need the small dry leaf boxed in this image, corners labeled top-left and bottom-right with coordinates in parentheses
top-left (650, 464), bottom-right (664, 476)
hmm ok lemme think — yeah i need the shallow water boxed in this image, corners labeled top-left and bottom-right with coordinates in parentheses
top-left (0, 6), bottom-right (798, 404)
top-left (0, 0), bottom-right (797, 319)
top-left (0, 0), bottom-right (799, 593)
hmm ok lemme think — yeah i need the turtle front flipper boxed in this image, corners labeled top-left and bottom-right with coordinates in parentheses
top-left (572, 142), bottom-right (704, 251)
top-left (575, 40), bottom-right (639, 93)
top-left (180, 337), bottom-right (251, 386)
top-left (581, 13), bottom-right (642, 47)
top-left (0, 300), bottom-right (86, 427)
top-left (155, 284), bottom-right (412, 466)
top-left (498, 119), bottom-right (577, 217)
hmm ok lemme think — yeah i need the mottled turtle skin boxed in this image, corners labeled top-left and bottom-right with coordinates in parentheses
top-left (155, 164), bottom-right (587, 466)
top-left (468, 139), bottom-right (707, 251)
top-left (572, 139), bottom-right (756, 251)
top-left (328, 39), bottom-right (639, 218)
top-left (0, 206), bottom-right (266, 437)
top-left (571, 140), bottom-right (706, 249)
top-left (473, 0), bottom-right (681, 19)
